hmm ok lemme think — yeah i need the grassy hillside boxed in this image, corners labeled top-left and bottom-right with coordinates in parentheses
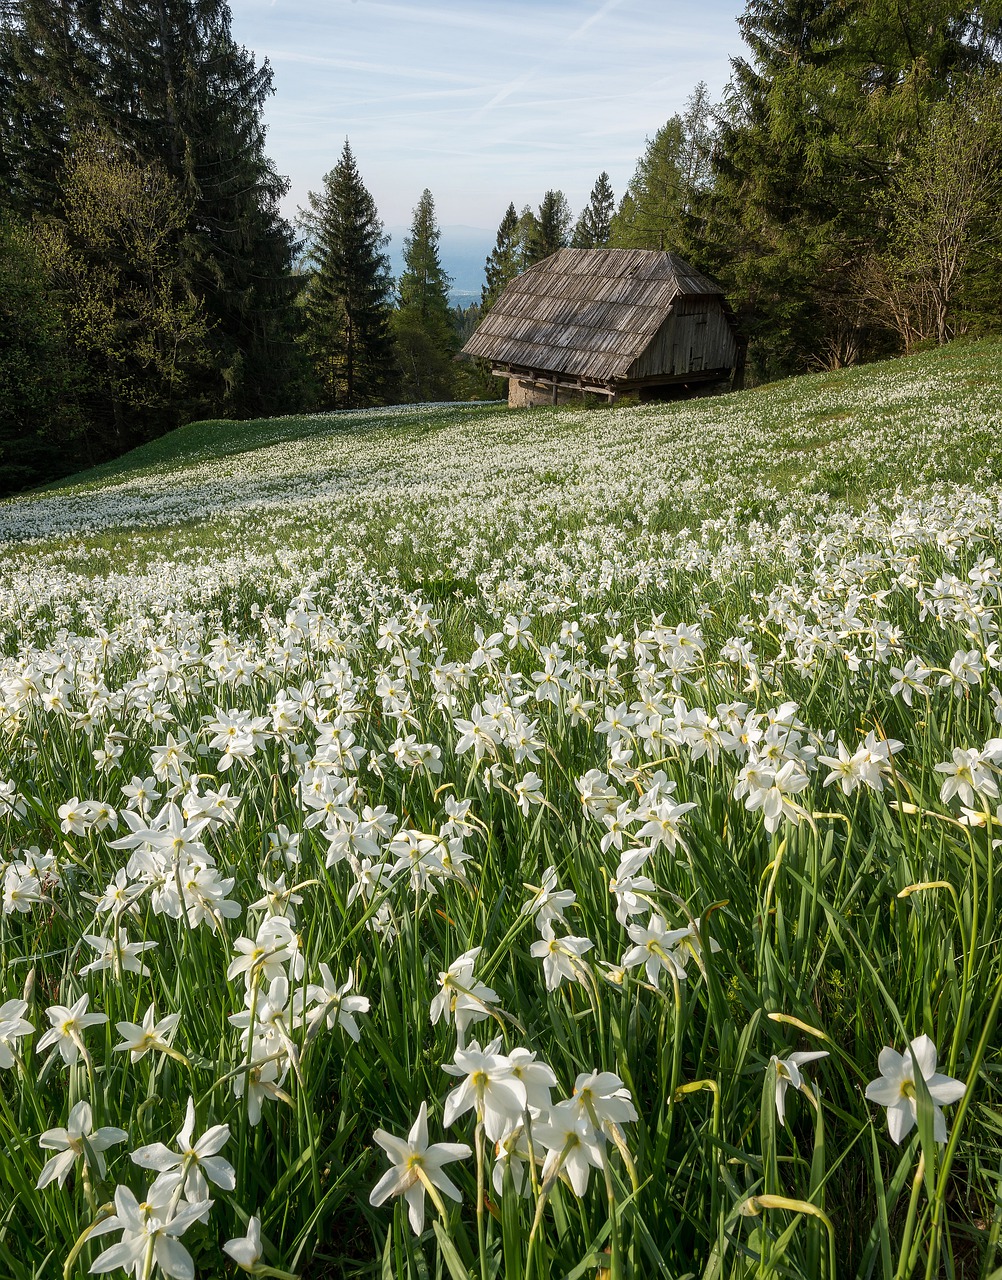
top-left (5, 337), bottom-right (1001, 562)
top-left (2, 340), bottom-right (1002, 1280)
top-left (32, 336), bottom-right (1002, 499)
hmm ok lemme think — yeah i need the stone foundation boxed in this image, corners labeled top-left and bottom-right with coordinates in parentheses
top-left (507, 377), bottom-right (588, 407)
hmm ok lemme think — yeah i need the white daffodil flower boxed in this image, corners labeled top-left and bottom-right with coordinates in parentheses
top-left (934, 747), bottom-right (999, 808)
top-left (533, 1100), bottom-right (605, 1196)
top-left (37, 994), bottom-right (108, 1065)
top-left (232, 1055), bottom-right (292, 1127)
top-left (131, 1095), bottom-right (235, 1202)
top-left (621, 914), bottom-right (690, 985)
top-left (369, 1101), bottom-right (471, 1235)
top-left (634, 798), bottom-right (697, 853)
top-left (226, 917), bottom-right (302, 987)
top-left (0, 998), bottom-right (34, 1069)
top-left (88, 1182), bottom-right (209, 1279)
top-left (223, 1215), bottom-right (299, 1276)
top-left (37, 1100), bottom-right (127, 1189)
top-left (569, 1069), bottom-right (638, 1134)
top-left (294, 964), bottom-right (370, 1042)
top-left (223, 1215), bottom-right (263, 1270)
top-left (442, 1037), bottom-right (527, 1142)
top-left (529, 926), bottom-right (594, 991)
top-left (864, 1035), bottom-right (965, 1143)
top-left (266, 825), bottom-right (302, 867)
top-left (770, 1051), bottom-right (829, 1126)
top-left (429, 947), bottom-right (498, 1043)
top-left (607, 850), bottom-right (658, 925)
top-left (113, 1005), bottom-right (182, 1063)
top-left (513, 771), bottom-right (546, 815)
top-left (78, 928), bottom-right (157, 977)
top-left (520, 866), bottom-right (576, 930)
top-left (491, 1124), bottom-right (534, 1198)
top-left (508, 1047), bottom-right (557, 1116)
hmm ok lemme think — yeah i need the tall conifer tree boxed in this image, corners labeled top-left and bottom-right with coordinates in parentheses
top-left (391, 188), bottom-right (456, 402)
top-left (571, 172), bottom-right (614, 248)
top-left (463, 201), bottom-right (526, 400)
top-left (526, 189), bottom-right (571, 264)
top-left (95, 0), bottom-right (298, 414)
top-left (609, 85), bottom-right (714, 255)
top-left (481, 202), bottom-right (522, 313)
top-left (0, 0), bottom-right (101, 210)
top-left (297, 140), bottom-right (396, 409)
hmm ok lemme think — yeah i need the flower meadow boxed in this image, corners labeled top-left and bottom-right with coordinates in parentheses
top-left (3, 340), bottom-right (1002, 1279)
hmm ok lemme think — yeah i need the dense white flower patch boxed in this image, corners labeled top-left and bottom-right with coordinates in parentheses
top-left (2, 344), bottom-right (1002, 1277)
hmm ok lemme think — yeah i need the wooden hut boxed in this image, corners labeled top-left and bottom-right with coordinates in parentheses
top-left (461, 247), bottom-right (743, 406)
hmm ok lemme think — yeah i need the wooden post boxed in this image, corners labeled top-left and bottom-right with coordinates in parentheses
top-left (731, 336), bottom-right (748, 392)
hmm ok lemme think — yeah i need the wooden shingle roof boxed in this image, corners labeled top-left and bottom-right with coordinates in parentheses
top-left (461, 248), bottom-right (727, 383)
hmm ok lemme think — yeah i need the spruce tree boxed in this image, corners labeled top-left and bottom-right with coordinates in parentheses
top-left (297, 140), bottom-right (396, 410)
top-left (571, 172), bottom-right (614, 248)
top-left (95, 0), bottom-right (299, 416)
top-left (466, 202), bottom-right (524, 400)
top-left (0, 0), bottom-right (102, 213)
top-left (515, 205), bottom-right (538, 265)
top-left (526, 190), bottom-right (571, 264)
top-left (481, 202), bottom-right (522, 313)
top-left (391, 188), bottom-right (456, 402)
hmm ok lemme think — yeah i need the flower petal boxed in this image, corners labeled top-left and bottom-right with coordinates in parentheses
top-left (154, 1233), bottom-right (195, 1280)
top-left (865, 1077), bottom-right (902, 1106)
top-left (926, 1073), bottom-right (966, 1106)
top-left (908, 1035), bottom-right (938, 1080)
top-left (887, 1098), bottom-right (916, 1145)
top-left (369, 1166), bottom-right (406, 1207)
top-left (404, 1182), bottom-right (426, 1235)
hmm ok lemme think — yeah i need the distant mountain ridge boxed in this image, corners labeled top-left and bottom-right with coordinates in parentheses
top-left (385, 224), bottom-right (493, 306)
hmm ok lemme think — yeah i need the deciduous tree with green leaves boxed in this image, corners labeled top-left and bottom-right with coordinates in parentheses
top-left (0, 0), bottom-right (301, 420)
top-left (34, 133), bottom-right (211, 455)
top-left (863, 72), bottom-right (1002, 349)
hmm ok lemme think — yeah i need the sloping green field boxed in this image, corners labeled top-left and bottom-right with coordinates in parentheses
top-left (2, 340), bottom-right (1002, 1279)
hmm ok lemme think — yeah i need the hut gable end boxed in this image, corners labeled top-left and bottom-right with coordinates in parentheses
top-left (461, 248), bottom-right (741, 404)
top-left (626, 296), bottom-right (739, 382)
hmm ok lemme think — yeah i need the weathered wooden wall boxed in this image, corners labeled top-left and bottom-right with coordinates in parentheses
top-left (627, 297), bottom-right (739, 380)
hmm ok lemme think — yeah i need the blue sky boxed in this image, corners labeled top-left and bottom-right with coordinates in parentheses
top-left (229, 0), bottom-right (747, 231)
